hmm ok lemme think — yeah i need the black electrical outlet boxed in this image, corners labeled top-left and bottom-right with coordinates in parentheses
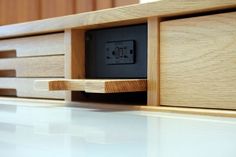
top-left (86, 24), bottom-right (147, 79)
top-left (105, 40), bottom-right (135, 65)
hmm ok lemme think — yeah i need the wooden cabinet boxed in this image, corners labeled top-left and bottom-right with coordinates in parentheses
top-left (0, 0), bottom-right (236, 115)
top-left (160, 11), bottom-right (236, 109)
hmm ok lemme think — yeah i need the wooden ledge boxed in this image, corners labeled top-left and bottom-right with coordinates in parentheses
top-left (34, 79), bottom-right (147, 93)
top-left (0, 0), bottom-right (236, 38)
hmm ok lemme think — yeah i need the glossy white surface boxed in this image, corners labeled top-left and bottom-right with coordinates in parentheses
top-left (0, 103), bottom-right (236, 157)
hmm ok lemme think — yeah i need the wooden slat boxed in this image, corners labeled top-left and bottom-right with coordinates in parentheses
top-left (75, 0), bottom-right (95, 13)
top-left (147, 17), bottom-right (160, 106)
top-left (160, 12), bottom-right (236, 110)
top-left (0, 78), bottom-right (65, 99)
top-left (0, 0), bottom-right (40, 25)
top-left (64, 29), bottom-right (85, 101)
top-left (34, 79), bottom-right (147, 93)
top-left (40, 0), bottom-right (74, 19)
top-left (35, 79), bottom-right (85, 91)
top-left (96, 0), bottom-right (113, 10)
top-left (0, 55), bottom-right (64, 77)
top-left (1, 0), bottom-right (236, 38)
top-left (0, 33), bottom-right (65, 57)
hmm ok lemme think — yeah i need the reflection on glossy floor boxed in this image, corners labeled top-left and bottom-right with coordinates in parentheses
top-left (0, 103), bottom-right (236, 157)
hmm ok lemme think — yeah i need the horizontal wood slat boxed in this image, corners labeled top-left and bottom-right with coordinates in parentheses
top-left (0, 33), bottom-right (65, 57)
top-left (0, 78), bottom-right (65, 99)
top-left (35, 79), bottom-right (147, 93)
top-left (1, 0), bottom-right (236, 38)
top-left (160, 12), bottom-right (236, 109)
top-left (0, 55), bottom-right (64, 77)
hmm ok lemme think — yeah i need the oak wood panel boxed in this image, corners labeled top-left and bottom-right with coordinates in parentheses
top-left (64, 29), bottom-right (85, 101)
top-left (1, 0), bottom-right (236, 38)
top-left (86, 79), bottom-right (147, 93)
top-left (0, 78), bottom-right (65, 99)
top-left (160, 12), bottom-right (236, 109)
top-left (0, 0), bottom-right (40, 25)
top-left (34, 79), bottom-right (147, 93)
top-left (35, 79), bottom-right (85, 91)
top-left (41, 0), bottom-right (75, 19)
top-left (0, 55), bottom-right (64, 77)
top-left (147, 17), bottom-right (160, 106)
top-left (0, 33), bottom-right (65, 57)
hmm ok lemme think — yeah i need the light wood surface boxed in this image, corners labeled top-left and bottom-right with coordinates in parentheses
top-left (35, 79), bottom-right (85, 91)
top-left (0, 78), bottom-right (65, 99)
top-left (160, 11), bottom-right (236, 109)
top-left (147, 17), bottom-right (160, 106)
top-left (64, 29), bottom-right (85, 101)
top-left (0, 55), bottom-right (64, 77)
top-left (1, 0), bottom-right (236, 38)
top-left (35, 79), bottom-right (147, 93)
top-left (85, 79), bottom-right (147, 93)
top-left (0, 33), bottom-right (65, 57)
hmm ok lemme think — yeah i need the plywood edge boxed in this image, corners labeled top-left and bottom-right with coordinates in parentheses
top-left (0, 0), bottom-right (236, 38)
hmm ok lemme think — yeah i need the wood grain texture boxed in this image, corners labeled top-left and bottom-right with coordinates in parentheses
top-left (75, 0), bottom-right (95, 13)
top-left (0, 0), bottom-right (40, 25)
top-left (0, 33), bottom-right (65, 57)
top-left (86, 79), bottom-right (147, 93)
top-left (0, 55), bottom-right (64, 77)
top-left (96, 0), bottom-right (113, 10)
top-left (41, 0), bottom-right (74, 19)
top-left (160, 11), bottom-right (236, 109)
top-left (34, 79), bottom-right (147, 93)
top-left (64, 29), bottom-right (85, 101)
top-left (0, 78), bottom-right (65, 99)
top-left (1, 0), bottom-right (236, 38)
top-left (147, 17), bottom-right (160, 106)
top-left (35, 79), bottom-right (85, 91)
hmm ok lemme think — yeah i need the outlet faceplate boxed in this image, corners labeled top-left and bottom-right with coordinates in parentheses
top-left (105, 40), bottom-right (135, 65)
